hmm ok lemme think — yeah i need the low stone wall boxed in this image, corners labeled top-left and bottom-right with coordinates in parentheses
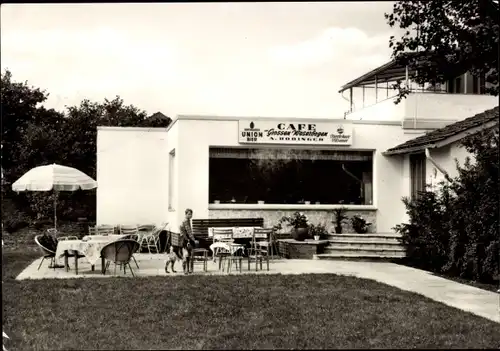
top-left (209, 209), bottom-right (377, 233)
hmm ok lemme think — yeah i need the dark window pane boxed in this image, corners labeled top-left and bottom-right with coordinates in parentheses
top-left (209, 148), bottom-right (373, 205)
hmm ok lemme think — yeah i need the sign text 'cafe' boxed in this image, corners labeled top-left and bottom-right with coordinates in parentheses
top-left (238, 120), bottom-right (353, 145)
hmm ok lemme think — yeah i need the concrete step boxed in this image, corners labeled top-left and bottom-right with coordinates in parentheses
top-left (326, 233), bottom-right (402, 244)
top-left (323, 246), bottom-right (406, 257)
top-left (326, 241), bottom-right (405, 250)
top-left (314, 251), bottom-right (406, 261)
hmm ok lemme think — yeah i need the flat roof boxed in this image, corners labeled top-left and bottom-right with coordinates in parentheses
top-left (97, 116), bottom-right (403, 133)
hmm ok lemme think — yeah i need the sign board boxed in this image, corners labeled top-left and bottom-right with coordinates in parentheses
top-left (238, 120), bottom-right (353, 145)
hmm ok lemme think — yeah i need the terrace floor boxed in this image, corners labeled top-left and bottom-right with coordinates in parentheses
top-left (16, 253), bottom-right (500, 324)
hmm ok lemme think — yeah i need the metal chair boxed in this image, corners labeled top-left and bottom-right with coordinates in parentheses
top-left (34, 235), bottom-right (57, 271)
top-left (141, 223), bottom-right (168, 254)
top-left (212, 228), bottom-right (242, 272)
top-left (101, 239), bottom-right (140, 277)
top-left (248, 228), bottom-right (270, 271)
top-left (254, 228), bottom-right (277, 260)
top-left (190, 247), bottom-right (209, 272)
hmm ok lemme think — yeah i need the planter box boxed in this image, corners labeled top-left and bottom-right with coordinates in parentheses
top-left (277, 239), bottom-right (329, 259)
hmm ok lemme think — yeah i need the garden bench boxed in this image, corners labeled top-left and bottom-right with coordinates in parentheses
top-left (192, 218), bottom-right (264, 248)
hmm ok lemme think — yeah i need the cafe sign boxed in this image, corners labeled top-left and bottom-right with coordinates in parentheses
top-left (238, 120), bottom-right (353, 145)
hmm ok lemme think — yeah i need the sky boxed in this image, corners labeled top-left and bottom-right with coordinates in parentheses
top-left (1, 2), bottom-right (399, 119)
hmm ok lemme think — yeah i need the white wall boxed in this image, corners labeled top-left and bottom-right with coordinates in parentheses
top-left (175, 117), bottom-right (424, 233)
top-left (426, 142), bottom-right (474, 188)
top-left (347, 92), bottom-right (498, 123)
top-left (405, 93), bottom-right (498, 121)
top-left (96, 127), bottom-right (172, 229)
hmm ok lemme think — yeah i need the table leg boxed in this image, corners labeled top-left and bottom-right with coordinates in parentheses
top-left (64, 251), bottom-right (69, 272)
top-left (74, 255), bottom-right (78, 275)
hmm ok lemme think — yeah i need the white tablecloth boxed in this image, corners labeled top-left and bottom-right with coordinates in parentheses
top-left (55, 236), bottom-right (126, 266)
top-left (82, 234), bottom-right (128, 241)
top-left (209, 242), bottom-right (245, 256)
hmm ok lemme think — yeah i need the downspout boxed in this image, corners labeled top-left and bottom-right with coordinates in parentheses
top-left (425, 148), bottom-right (452, 182)
top-left (341, 90), bottom-right (354, 119)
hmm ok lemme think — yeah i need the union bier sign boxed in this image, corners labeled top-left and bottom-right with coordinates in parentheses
top-left (238, 120), bottom-right (353, 145)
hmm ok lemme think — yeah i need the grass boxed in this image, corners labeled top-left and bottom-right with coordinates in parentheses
top-left (3, 249), bottom-right (500, 350)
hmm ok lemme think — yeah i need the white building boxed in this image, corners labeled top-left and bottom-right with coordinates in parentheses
top-left (96, 59), bottom-right (498, 235)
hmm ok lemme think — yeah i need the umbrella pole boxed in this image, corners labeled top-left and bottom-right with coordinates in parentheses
top-left (54, 190), bottom-right (58, 231)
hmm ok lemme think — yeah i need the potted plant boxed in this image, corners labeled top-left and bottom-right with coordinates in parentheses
top-left (332, 206), bottom-right (348, 234)
top-left (351, 215), bottom-right (371, 234)
top-left (279, 211), bottom-right (309, 241)
top-left (309, 223), bottom-right (327, 241)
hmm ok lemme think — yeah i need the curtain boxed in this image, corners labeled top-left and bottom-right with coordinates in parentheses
top-left (210, 148), bottom-right (372, 161)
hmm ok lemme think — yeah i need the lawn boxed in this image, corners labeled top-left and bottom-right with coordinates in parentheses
top-left (3, 249), bottom-right (500, 350)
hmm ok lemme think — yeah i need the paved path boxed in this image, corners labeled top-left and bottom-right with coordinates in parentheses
top-left (17, 254), bottom-right (500, 324)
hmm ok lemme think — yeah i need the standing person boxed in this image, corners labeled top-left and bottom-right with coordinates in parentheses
top-left (179, 208), bottom-right (198, 274)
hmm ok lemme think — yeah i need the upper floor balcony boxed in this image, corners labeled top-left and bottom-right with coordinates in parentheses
top-left (339, 59), bottom-right (498, 129)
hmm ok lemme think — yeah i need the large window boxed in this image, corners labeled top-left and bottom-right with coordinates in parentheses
top-left (209, 148), bottom-right (373, 205)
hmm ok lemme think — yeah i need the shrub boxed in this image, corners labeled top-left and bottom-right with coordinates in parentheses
top-left (394, 125), bottom-right (499, 284)
top-left (393, 184), bottom-right (452, 273)
top-left (3, 210), bottom-right (29, 233)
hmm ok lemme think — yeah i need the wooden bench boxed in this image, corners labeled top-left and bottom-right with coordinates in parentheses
top-left (170, 218), bottom-right (264, 252)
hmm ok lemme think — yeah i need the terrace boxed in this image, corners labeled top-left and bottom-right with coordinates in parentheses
top-left (339, 59), bottom-right (499, 128)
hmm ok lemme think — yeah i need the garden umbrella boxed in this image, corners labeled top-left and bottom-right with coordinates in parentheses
top-left (11, 163), bottom-right (97, 230)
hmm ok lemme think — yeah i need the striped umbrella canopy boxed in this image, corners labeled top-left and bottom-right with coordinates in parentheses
top-left (12, 163), bottom-right (97, 230)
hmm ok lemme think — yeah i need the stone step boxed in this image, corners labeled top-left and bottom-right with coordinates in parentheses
top-left (313, 252), bottom-right (406, 261)
top-left (323, 246), bottom-right (406, 257)
top-left (326, 241), bottom-right (405, 250)
top-left (326, 233), bottom-right (402, 243)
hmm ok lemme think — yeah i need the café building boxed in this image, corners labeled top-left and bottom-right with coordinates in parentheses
top-left (96, 115), bottom-right (425, 233)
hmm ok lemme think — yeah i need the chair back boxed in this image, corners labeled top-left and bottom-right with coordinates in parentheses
top-left (252, 228), bottom-right (273, 250)
top-left (96, 225), bottom-right (114, 235)
top-left (100, 239), bottom-right (140, 264)
top-left (47, 228), bottom-right (58, 236)
top-left (138, 224), bottom-right (155, 232)
top-left (254, 228), bottom-right (272, 240)
top-left (153, 222), bottom-right (168, 235)
top-left (34, 235), bottom-right (56, 255)
top-left (212, 228), bottom-right (234, 243)
top-left (120, 225), bottom-right (139, 235)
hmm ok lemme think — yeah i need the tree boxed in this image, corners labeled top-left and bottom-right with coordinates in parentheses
top-left (385, 0), bottom-right (499, 103)
top-left (1, 70), bottom-right (173, 224)
top-left (1, 70), bottom-right (53, 184)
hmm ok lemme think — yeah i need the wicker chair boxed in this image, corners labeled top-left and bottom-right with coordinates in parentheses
top-left (34, 235), bottom-right (57, 271)
top-left (119, 225), bottom-right (141, 269)
top-left (100, 239), bottom-right (140, 277)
